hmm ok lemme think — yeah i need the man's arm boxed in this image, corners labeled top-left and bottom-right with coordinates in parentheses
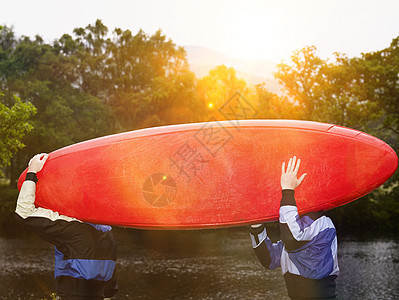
top-left (279, 156), bottom-right (335, 249)
top-left (279, 156), bottom-right (311, 251)
top-left (16, 153), bottom-right (49, 219)
top-left (249, 157), bottom-right (306, 267)
top-left (250, 224), bottom-right (283, 270)
top-left (15, 154), bottom-right (82, 244)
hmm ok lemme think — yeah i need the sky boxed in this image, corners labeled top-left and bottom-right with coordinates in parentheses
top-left (1, 0), bottom-right (399, 63)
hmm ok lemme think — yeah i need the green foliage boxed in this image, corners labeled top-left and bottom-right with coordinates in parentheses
top-left (108, 27), bottom-right (201, 129)
top-left (274, 46), bottom-right (383, 129)
top-left (0, 93), bottom-right (36, 175)
top-left (352, 37), bottom-right (399, 139)
top-left (317, 53), bottom-right (382, 130)
top-left (255, 83), bottom-right (300, 119)
top-left (197, 65), bottom-right (248, 107)
top-left (329, 173), bottom-right (399, 237)
top-left (275, 46), bottom-right (325, 119)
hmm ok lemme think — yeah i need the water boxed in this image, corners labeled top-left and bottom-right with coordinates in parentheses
top-left (0, 228), bottom-right (398, 299)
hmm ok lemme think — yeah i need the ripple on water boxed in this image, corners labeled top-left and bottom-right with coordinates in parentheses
top-left (1, 232), bottom-right (398, 299)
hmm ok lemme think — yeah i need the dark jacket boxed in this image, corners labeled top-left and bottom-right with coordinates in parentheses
top-left (15, 176), bottom-right (118, 298)
top-left (250, 190), bottom-right (338, 299)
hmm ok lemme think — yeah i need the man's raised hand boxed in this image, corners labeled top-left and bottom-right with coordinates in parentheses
top-left (281, 156), bottom-right (307, 190)
top-left (28, 153), bottom-right (49, 173)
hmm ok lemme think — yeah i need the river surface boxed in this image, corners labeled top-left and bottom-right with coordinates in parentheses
top-left (0, 228), bottom-right (398, 299)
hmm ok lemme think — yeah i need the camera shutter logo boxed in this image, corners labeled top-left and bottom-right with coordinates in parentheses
top-left (142, 173), bottom-right (177, 207)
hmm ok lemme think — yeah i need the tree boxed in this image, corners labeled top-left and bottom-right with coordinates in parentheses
top-left (108, 27), bottom-right (202, 130)
top-left (275, 46), bottom-right (383, 129)
top-left (197, 65), bottom-right (256, 121)
top-left (0, 21), bottom-right (206, 183)
top-left (0, 25), bottom-right (112, 183)
top-left (316, 53), bottom-right (382, 130)
top-left (254, 83), bottom-right (300, 120)
top-left (0, 92), bottom-right (36, 176)
top-left (274, 46), bottom-right (325, 120)
top-left (354, 37), bottom-right (399, 138)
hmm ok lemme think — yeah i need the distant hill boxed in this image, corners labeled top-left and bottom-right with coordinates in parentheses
top-left (183, 45), bottom-right (283, 94)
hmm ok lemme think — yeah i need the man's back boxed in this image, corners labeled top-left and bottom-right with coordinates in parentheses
top-left (250, 156), bottom-right (339, 299)
top-left (15, 153), bottom-right (118, 299)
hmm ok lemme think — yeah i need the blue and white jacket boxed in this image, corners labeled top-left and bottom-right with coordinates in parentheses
top-left (250, 190), bottom-right (339, 299)
top-left (15, 174), bottom-right (118, 298)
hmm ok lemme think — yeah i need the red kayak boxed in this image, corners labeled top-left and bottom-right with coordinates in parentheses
top-left (18, 120), bottom-right (398, 229)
